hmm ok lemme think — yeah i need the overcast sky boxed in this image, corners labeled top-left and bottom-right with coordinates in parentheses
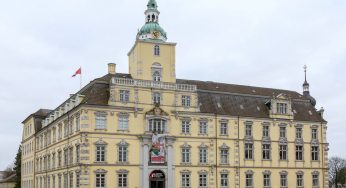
top-left (0, 0), bottom-right (346, 170)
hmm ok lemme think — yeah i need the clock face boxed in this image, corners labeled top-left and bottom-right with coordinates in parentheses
top-left (152, 31), bottom-right (160, 39)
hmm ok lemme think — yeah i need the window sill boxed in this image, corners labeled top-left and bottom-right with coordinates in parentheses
top-left (180, 162), bottom-right (192, 166)
top-left (198, 163), bottom-right (209, 166)
top-left (180, 133), bottom-right (191, 136)
top-left (117, 129), bottom-right (129, 132)
top-left (116, 162), bottom-right (129, 165)
top-left (219, 163), bottom-right (229, 166)
top-left (262, 159), bottom-right (271, 161)
top-left (198, 133), bottom-right (208, 136)
top-left (94, 129), bottom-right (107, 131)
top-left (94, 161), bottom-right (108, 164)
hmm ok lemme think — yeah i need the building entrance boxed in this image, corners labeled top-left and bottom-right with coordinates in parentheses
top-left (149, 170), bottom-right (165, 188)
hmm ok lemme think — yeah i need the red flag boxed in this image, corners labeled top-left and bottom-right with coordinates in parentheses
top-left (72, 68), bottom-right (81, 77)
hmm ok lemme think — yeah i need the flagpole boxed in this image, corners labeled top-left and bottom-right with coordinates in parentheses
top-left (80, 67), bottom-right (82, 89)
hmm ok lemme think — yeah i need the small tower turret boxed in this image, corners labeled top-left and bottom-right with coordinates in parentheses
top-left (137, 0), bottom-right (167, 41)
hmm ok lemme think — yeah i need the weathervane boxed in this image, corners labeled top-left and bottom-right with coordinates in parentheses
top-left (303, 65), bottom-right (307, 82)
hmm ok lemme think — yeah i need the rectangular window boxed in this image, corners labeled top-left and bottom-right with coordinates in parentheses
top-left (47, 176), bottom-right (50, 188)
top-left (118, 116), bottom-right (129, 130)
top-left (64, 124), bottom-right (68, 137)
top-left (263, 125), bottom-right (269, 137)
top-left (262, 144), bottom-right (271, 160)
top-left (245, 124), bottom-right (252, 136)
top-left (95, 114), bottom-right (107, 130)
top-left (76, 116), bottom-right (80, 131)
top-left (52, 175), bottom-right (55, 188)
top-left (245, 143), bottom-right (253, 160)
top-left (153, 92), bottom-right (161, 104)
top-left (120, 90), bottom-right (130, 102)
top-left (246, 174), bottom-right (253, 187)
top-left (181, 148), bottom-right (190, 163)
top-left (69, 173), bottom-right (73, 188)
top-left (182, 95), bottom-right (191, 107)
top-left (181, 120), bottom-right (190, 134)
top-left (149, 119), bottom-right (166, 133)
top-left (263, 174), bottom-right (270, 187)
top-left (277, 103), bottom-right (287, 114)
top-left (199, 121), bottom-right (208, 134)
top-left (96, 145), bottom-right (106, 162)
top-left (96, 173), bottom-right (105, 188)
top-left (312, 174), bottom-right (319, 187)
top-left (221, 173), bottom-right (228, 187)
top-left (220, 122), bottom-right (228, 135)
top-left (76, 145), bottom-right (80, 163)
top-left (296, 145), bottom-right (303, 160)
top-left (199, 174), bottom-right (207, 187)
top-left (312, 128), bottom-right (318, 139)
top-left (279, 145), bottom-right (287, 160)
top-left (311, 146), bottom-right (319, 161)
top-left (280, 175), bottom-right (287, 188)
top-left (63, 149), bottom-right (68, 166)
top-left (118, 173), bottom-right (127, 188)
top-left (181, 173), bottom-right (190, 187)
top-left (58, 151), bottom-right (62, 167)
top-left (63, 174), bottom-right (68, 188)
top-left (58, 176), bottom-right (61, 188)
top-left (220, 149), bottom-right (229, 164)
top-left (76, 173), bottom-right (80, 188)
top-left (297, 174), bottom-right (303, 187)
top-left (118, 146), bottom-right (128, 162)
top-left (280, 127), bottom-right (286, 138)
top-left (199, 148), bottom-right (208, 164)
top-left (296, 127), bottom-right (302, 139)
top-left (69, 148), bottom-right (73, 165)
top-left (58, 126), bottom-right (62, 140)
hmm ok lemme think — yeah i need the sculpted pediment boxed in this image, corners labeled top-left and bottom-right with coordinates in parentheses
top-left (146, 104), bottom-right (169, 116)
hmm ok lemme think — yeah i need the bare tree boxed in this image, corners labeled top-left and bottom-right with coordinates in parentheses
top-left (329, 156), bottom-right (346, 187)
top-left (3, 165), bottom-right (14, 179)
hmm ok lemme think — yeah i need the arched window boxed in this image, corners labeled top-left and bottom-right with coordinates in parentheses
top-left (154, 45), bottom-right (160, 56)
top-left (153, 71), bottom-right (161, 82)
top-left (152, 14), bottom-right (156, 22)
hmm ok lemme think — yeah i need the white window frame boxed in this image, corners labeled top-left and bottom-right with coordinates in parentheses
top-left (279, 145), bottom-right (287, 160)
top-left (182, 95), bottom-right (191, 107)
top-left (181, 120), bottom-right (190, 134)
top-left (95, 112), bottom-right (107, 130)
top-left (119, 90), bottom-right (130, 103)
top-left (262, 144), bottom-right (271, 160)
top-left (220, 122), bottom-right (228, 136)
top-left (296, 145), bottom-right (303, 161)
top-left (118, 116), bottom-right (129, 131)
top-left (199, 121), bottom-right (208, 135)
top-left (152, 92), bottom-right (161, 104)
top-left (96, 145), bottom-right (106, 162)
top-left (245, 143), bottom-right (253, 160)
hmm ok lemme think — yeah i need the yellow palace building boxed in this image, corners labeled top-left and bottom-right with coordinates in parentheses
top-left (21, 0), bottom-right (329, 187)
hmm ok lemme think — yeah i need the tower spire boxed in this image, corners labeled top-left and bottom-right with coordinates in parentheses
top-left (303, 65), bottom-right (310, 95)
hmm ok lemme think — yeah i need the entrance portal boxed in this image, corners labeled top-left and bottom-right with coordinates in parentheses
top-left (149, 170), bottom-right (165, 188)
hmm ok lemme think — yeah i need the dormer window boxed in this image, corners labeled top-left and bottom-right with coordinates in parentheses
top-left (277, 103), bottom-right (287, 114)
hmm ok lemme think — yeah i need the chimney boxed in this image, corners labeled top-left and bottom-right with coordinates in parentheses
top-left (108, 63), bottom-right (116, 74)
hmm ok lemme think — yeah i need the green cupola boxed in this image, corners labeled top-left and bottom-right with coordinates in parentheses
top-left (147, 0), bottom-right (158, 9)
top-left (137, 0), bottom-right (167, 41)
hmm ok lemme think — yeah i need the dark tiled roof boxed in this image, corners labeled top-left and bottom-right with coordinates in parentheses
top-left (26, 73), bottom-right (324, 127)
top-left (0, 173), bottom-right (17, 183)
top-left (177, 79), bottom-right (305, 100)
top-left (177, 79), bottom-right (324, 122)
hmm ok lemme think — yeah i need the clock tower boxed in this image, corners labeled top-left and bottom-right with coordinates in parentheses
top-left (128, 0), bottom-right (176, 83)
